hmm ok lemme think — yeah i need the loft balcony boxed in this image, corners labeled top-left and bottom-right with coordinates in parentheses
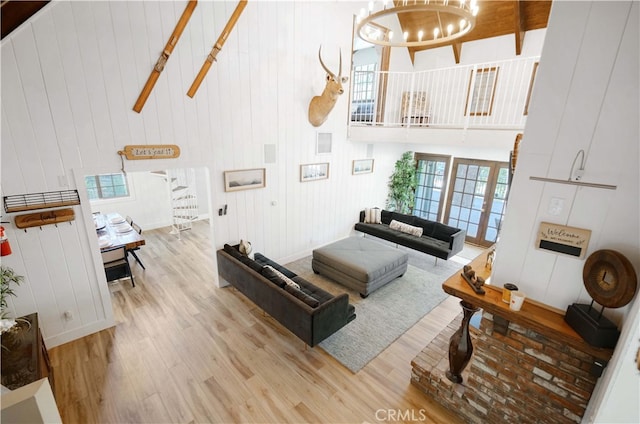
top-left (348, 56), bottom-right (539, 144)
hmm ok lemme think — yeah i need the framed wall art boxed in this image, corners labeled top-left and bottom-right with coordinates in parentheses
top-left (224, 168), bottom-right (266, 192)
top-left (316, 132), bottom-right (332, 154)
top-left (465, 66), bottom-right (499, 116)
top-left (300, 163), bottom-right (329, 182)
top-left (352, 159), bottom-right (374, 175)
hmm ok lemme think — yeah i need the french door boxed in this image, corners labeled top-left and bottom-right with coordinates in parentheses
top-left (413, 154), bottom-right (451, 221)
top-left (444, 159), bottom-right (510, 247)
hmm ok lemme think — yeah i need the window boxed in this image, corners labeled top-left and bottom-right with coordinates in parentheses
top-left (465, 66), bottom-right (499, 116)
top-left (85, 173), bottom-right (130, 200)
top-left (351, 63), bottom-right (377, 122)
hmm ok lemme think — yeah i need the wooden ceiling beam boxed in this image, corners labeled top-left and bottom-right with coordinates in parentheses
top-left (513, 0), bottom-right (525, 55)
top-left (452, 43), bottom-right (462, 64)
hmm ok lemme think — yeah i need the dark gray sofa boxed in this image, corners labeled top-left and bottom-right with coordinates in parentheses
top-left (217, 244), bottom-right (356, 347)
top-left (354, 209), bottom-right (466, 260)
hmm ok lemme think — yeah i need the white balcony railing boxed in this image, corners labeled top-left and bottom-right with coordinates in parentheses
top-left (350, 56), bottom-right (540, 130)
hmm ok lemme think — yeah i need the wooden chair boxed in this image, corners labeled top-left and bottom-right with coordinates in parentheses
top-left (101, 246), bottom-right (135, 287)
top-left (127, 223), bottom-right (146, 269)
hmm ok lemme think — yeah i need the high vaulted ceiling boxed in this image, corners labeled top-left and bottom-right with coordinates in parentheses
top-left (397, 0), bottom-right (552, 62)
top-left (1, 0), bottom-right (49, 39)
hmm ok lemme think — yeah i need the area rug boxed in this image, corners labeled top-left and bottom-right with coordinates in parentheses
top-left (285, 256), bottom-right (463, 373)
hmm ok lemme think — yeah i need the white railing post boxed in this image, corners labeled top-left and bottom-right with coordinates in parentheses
top-left (463, 64), bottom-right (477, 131)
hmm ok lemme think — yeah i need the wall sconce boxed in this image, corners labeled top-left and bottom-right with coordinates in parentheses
top-left (570, 149), bottom-right (585, 181)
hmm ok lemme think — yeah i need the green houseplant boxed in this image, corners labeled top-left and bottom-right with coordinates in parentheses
top-left (1, 265), bottom-right (23, 334)
top-left (386, 151), bottom-right (417, 214)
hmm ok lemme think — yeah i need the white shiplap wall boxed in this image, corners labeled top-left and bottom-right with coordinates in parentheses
top-left (1, 0), bottom-right (392, 346)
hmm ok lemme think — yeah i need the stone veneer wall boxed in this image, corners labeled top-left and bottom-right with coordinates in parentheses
top-left (411, 312), bottom-right (601, 424)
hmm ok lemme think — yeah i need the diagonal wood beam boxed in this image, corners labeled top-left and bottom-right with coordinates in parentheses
top-left (452, 42), bottom-right (462, 64)
top-left (513, 0), bottom-right (525, 55)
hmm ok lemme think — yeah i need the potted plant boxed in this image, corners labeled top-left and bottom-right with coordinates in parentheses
top-left (386, 151), bottom-right (417, 214)
top-left (1, 265), bottom-right (23, 334)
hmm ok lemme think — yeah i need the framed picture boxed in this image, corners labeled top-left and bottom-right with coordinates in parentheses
top-left (352, 159), bottom-right (374, 175)
top-left (224, 168), bottom-right (266, 192)
top-left (300, 163), bottom-right (329, 182)
top-left (465, 66), bottom-right (499, 116)
top-left (316, 132), bottom-right (332, 154)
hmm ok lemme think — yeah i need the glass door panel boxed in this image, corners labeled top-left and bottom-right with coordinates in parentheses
top-left (445, 159), bottom-right (509, 247)
top-left (485, 166), bottom-right (510, 243)
top-left (414, 154), bottom-right (450, 221)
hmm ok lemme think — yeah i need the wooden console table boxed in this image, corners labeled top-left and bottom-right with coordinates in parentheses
top-left (442, 252), bottom-right (613, 382)
top-left (1, 313), bottom-right (53, 391)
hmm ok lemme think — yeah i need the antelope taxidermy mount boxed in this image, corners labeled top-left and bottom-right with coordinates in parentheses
top-left (308, 46), bottom-right (348, 127)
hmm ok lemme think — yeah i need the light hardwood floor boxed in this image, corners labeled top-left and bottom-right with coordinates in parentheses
top-left (49, 221), bottom-right (471, 423)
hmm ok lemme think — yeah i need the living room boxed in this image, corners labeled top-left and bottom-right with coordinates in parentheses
top-left (1, 1), bottom-right (638, 423)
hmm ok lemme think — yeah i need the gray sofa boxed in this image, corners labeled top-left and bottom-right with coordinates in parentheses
top-left (354, 209), bottom-right (466, 260)
top-left (217, 244), bottom-right (356, 347)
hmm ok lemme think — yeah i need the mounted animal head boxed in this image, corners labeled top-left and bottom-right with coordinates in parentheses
top-left (308, 46), bottom-right (349, 127)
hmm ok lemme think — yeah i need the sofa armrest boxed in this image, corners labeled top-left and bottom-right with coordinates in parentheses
top-left (449, 229), bottom-right (467, 256)
top-left (311, 293), bottom-right (353, 346)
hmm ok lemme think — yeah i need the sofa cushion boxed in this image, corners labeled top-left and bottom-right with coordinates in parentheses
top-left (292, 276), bottom-right (334, 304)
top-left (224, 243), bottom-right (243, 259)
top-left (431, 224), bottom-right (459, 241)
top-left (389, 219), bottom-right (424, 237)
top-left (254, 253), bottom-right (297, 278)
top-left (380, 210), bottom-right (394, 225)
top-left (391, 212), bottom-right (416, 226)
top-left (413, 217), bottom-right (436, 235)
top-left (239, 255), bottom-right (263, 273)
top-left (284, 284), bottom-right (320, 308)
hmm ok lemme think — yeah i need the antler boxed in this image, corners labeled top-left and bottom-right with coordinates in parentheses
top-left (318, 46), bottom-right (336, 79)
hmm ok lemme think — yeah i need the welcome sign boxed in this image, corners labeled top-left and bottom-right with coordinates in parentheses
top-left (536, 222), bottom-right (592, 259)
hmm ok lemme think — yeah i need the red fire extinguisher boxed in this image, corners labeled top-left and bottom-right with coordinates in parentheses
top-left (0, 226), bottom-right (12, 256)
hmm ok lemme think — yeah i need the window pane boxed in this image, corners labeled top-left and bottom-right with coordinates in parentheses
top-left (85, 173), bottom-right (129, 200)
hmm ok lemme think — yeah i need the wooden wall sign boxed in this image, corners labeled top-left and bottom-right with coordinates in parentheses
top-left (118, 145), bottom-right (180, 160)
top-left (15, 208), bottom-right (75, 229)
top-left (536, 222), bottom-right (592, 259)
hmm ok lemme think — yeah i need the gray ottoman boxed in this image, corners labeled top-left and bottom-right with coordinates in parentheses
top-left (312, 236), bottom-right (408, 297)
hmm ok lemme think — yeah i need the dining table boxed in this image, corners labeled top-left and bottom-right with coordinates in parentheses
top-left (94, 213), bottom-right (145, 252)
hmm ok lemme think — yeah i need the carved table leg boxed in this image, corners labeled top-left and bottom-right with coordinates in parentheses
top-left (446, 300), bottom-right (480, 384)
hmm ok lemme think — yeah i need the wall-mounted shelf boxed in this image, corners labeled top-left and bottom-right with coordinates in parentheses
top-left (3, 190), bottom-right (80, 213)
top-left (529, 176), bottom-right (616, 190)
top-left (14, 208), bottom-right (75, 229)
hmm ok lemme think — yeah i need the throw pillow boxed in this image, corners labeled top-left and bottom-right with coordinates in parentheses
top-left (364, 207), bottom-right (372, 223)
top-left (372, 208), bottom-right (381, 224)
top-left (261, 266), bottom-right (286, 288)
top-left (262, 265), bottom-right (300, 290)
top-left (364, 207), bottom-right (382, 224)
top-left (389, 219), bottom-right (424, 237)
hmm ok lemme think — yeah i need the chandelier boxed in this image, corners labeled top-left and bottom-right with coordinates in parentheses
top-left (356, 0), bottom-right (479, 48)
